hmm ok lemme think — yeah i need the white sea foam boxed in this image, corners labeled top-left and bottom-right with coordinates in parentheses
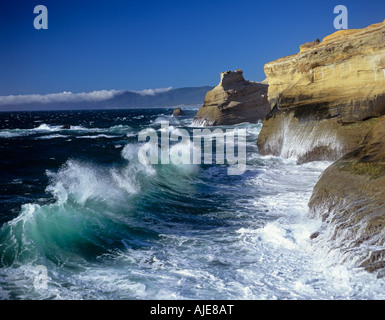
top-left (153, 115), bottom-right (179, 126)
top-left (60, 155), bottom-right (384, 300)
top-left (35, 134), bottom-right (70, 140)
top-left (190, 118), bottom-right (213, 127)
top-left (0, 124), bottom-right (133, 139)
top-left (2, 117), bottom-right (385, 300)
top-left (76, 134), bottom-right (120, 139)
top-left (0, 130), bottom-right (26, 138)
top-left (263, 115), bottom-right (344, 161)
top-left (45, 158), bottom-right (143, 207)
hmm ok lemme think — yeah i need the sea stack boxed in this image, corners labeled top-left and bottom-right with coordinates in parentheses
top-left (172, 107), bottom-right (185, 117)
top-left (257, 20), bottom-right (385, 163)
top-left (193, 69), bottom-right (270, 126)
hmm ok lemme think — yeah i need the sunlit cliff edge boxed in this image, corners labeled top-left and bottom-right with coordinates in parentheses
top-left (258, 19), bottom-right (385, 276)
top-left (258, 19), bottom-right (385, 163)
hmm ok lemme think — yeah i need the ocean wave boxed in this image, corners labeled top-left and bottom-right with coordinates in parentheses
top-left (0, 138), bottom-right (202, 271)
top-left (76, 134), bottom-right (122, 139)
top-left (34, 134), bottom-right (70, 140)
top-left (2, 111), bottom-right (385, 300)
top-left (152, 116), bottom-right (180, 125)
top-left (190, 118), bottom-right (213, 127)
top-left (0, 124), bottom-right (133, 139)
top-left (0, 157), bottom-right (148, 272)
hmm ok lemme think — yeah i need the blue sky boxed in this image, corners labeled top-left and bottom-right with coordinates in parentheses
top-left (0, 0), bottom-right (384, 96)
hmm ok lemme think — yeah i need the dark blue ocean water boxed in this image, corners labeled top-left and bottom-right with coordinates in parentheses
top-left (0, 108), bottom-right (384, 300)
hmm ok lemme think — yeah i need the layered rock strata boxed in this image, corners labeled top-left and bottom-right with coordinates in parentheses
top-left (257, 20), bottom-right (385, 162)
top-left (256, 20), bottom-right (385, 276)
top-left (193, 69), bottom-right (270, 126)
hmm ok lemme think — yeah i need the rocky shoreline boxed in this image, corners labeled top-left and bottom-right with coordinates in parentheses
top-left (309, 115), bottom-right (385, 276)
top-left (194, 19), bottom-right (385, 276)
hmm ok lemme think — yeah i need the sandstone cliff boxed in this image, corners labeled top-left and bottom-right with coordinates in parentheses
top-left (257, 20), bottom-right (385, 163)
top-left (309, 116), bottom-right (385, 276)
top-left (193, 70), bottom-right (270, 126)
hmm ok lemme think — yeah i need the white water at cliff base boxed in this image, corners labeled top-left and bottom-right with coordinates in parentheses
top-left (1, 114), bottom-right (385, 299)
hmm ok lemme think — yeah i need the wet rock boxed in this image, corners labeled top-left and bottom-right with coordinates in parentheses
top-left (309, 231), bottom-right (320, 239)
top-left (172, 107), bottom-right (185, 117)
top-left (309, 116), bottom-right (385, 275)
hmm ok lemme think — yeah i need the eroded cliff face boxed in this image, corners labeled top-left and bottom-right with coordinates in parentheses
top-left (193, 70), bottom-right (270, 126)
top-left (309, 116), bottom-right (385, 276)
top-left (258, 20), bottom-right (385, 162)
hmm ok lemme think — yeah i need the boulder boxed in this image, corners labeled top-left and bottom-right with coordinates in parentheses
top-left (193, 69), bottom-right (270, 126)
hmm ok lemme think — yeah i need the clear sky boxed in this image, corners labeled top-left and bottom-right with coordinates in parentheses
top-left (0, 0), bottom-right (384, 96)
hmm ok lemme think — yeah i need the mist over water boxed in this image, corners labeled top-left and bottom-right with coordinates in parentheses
top-left (0, 108), bottom-right (385, 300)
